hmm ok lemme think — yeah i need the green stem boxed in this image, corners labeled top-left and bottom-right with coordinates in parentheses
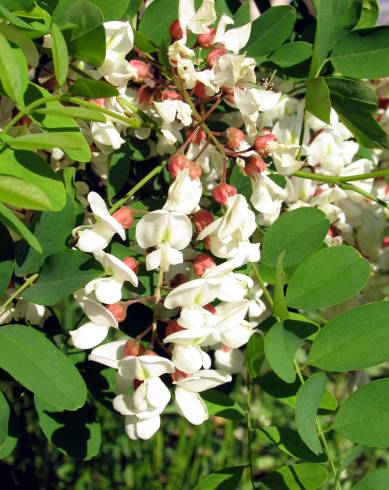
top-left (249, 263), bottom-right (274, 309)
top-left (109, 163), bottom-right (165, 213)
top-left (0, 273), bottom-right (39, 313)
top-left (339, 182), bottom-right (387, 208)
top-left (294, 169), bottom-right (389, 184)
top-left (246, 375), bottom-right (256, 490)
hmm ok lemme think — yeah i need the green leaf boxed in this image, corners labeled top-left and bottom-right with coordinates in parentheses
top-left (25, 83), bottom-right (91, 163)
top-left (273, 251), bottom-right (289, 320)
top-left (34, 396), bottom-right (101, 460)
top-left (69, 78), bottom-right (119, 98)
top-left (4, 131), bottom-right (86, 151)
top-left (134, 31), bottom-right (157, 53)
top-left (246, 6), bottom-right (296, 58)
top-left (15, 195), bottom-right (76, 277)
top-left (258, 463), bottom-right (328, 489)
top-left (0, 22), bottom-right (39, 67)
top-left (234, 1), bottom-right (251, 27)
top-left (261, 207), bottom-right (329, 268)
top-left (201, 390), bottom-right (244, 422)
top-left (51, 23), bottom-right (68, 86)
top-left (22, 250), bottom-right (104, 306)
top-left (333, 378), bottom-right (389, 448)
top-left (194, 466), bottom-right (245, 490)
top-left (286, 246), bottom-right (370, 310)
top-left (0, 148), bottom-right (67, 212)
top-left (309, 0), bottom-right (362, 77)
top-left (34, 106), bottom-right (106, 122)
top-left (107, 142), bottom-right (133, 201)
top-left (81, 0), bottom-right (130, 20)
top-left (257, 426), bottom-right (327, 463)
top-left (69, 25), bottom-right (106, 67)
top-left (331, 27), bottom-right (389, 79)
top-left (229, 166), bottom-right (251, 206)
top-left (1, 0), bottom-right (34, 9)
top-left (0, 224), bottom-right (14, 298)
top-left (0, 32), bottom-right (28, 106)
top-left (139, 0), bottom-right (178, 45)
top-left (353, 469), bottom-right (389, 490)
top-left (244, 332), bottom-right (264, 379)
top-left (295, 373), bottom-right (327, 455)
top-left (52, 0), bottom-right (103, 38)
top-left (354, 0), bottom-right (379, 29)
top-left (0, 201), bottom-right (42, 253)
top-left (305, 77), bottom-right (331, 124)
top-left (0, 324), bottom-right (87, 410)
top-left (326, 77), bottom-right (388, 149)
top-left (308, 301), bottom-right (389, 371)
top-left (0, 407), bottom-right (18, 460)
top-left (0, 390), bottom-right (10, 447)
top-left (264, 320), bottom-right (317, 384)
top-left (269, 41), bottom-right (313, 68)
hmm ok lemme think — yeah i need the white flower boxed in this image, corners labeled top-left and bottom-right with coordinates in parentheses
top-left (90, 121), bottom-right (124, 151)
top-left (69, 291), bottom-right (118, 349)
top-left (0, 304), bottom-right (14, 325)
top-left (179, 0), bottom-right (216, 40)
top-left (174, 370), bottom-right (231, 425)
top-left (84, 251), bottom-right (138, 304)
top-left (13, 300), bottom-right (49, 326)
top-left (213, 54), bottom-right (256, 88)
top-left (164, 278), bottom-right (220, 309)
top-left (118, 354), bottom-right (175, 380)
top-left (153, 100), bottom-right (192, 143)
top-left (73, 192), bottom-right (126, 253)
top-left (170, 344), bottom-right (212, 374)
top-left (267, 141), bottom-right (302, 176)
top-left (251, 172), bottom-right (287, 225)
top-left (213, 15), bottom-right (251, 53)
top-left (215, 347), bottom-right (244, 374)
top-left (136, 210), bottom-right (193, 271)
top-left (89, 339), bottom-right (129, 368)
top-left (214, 300), bottom-right (254, 349)
top-left (163, 169), bottom-right (202, 214)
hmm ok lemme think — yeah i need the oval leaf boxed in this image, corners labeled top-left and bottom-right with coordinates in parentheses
top-left (51, 23), bottom-right (68, 86)
top-left (0, 223), bottom-right (14, 298)
top-left (0, 325), bottom-right (87, 410)
top-left (0, 201), bottom-right (42, 253)
top-left (308, 301), bottom-right (389, 371)
top-left (0, 390), bottom-right (10, 447)
top-left (353, 469), bottom-right (389, 490)
top-left (0, 32), bottom-right (28, 106)
top-left (258, 463), bottom-right (328, 490)
top-left (194, 466), bottom-right (244, 490)
top-left (286, 246), bottom-right (370, 310)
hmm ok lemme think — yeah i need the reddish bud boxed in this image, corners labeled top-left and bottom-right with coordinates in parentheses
top-left (221, 344), bottom-right (232, 352)
top-left (162, 90), bottom-right (183, 101)
top-left (170, 273), bottom-right (188, 288)
top-left (112, 207), bottom-right (134, 229)
top-left (166, 320), bottom-right (184, 337)
top-left (171, 369), bottom-right (189, 382)
top-left (207, 47), bottom-right (227, 67)
top-left (193, 253), bottom-right (216, 276)
top-left (193, 209), bottom-right (213, 233)
top-left (169, 19), bottom-right (183, 41)
top-left (168, 154), bottom-right (190, 177)
top-left (123, 256), bottom-right (140, 274)
top-left (129, 59), bottom-right (150, 82)
top-left (212, 183), bottom-right (237, 204)
top-left (379, 96), bottom-right (389, 111)
top-left (244, 155), bottom-right (267, 177)
top-left (89, 98), bottom-right (105, 107)
top-left (137, 85), bottom-right (154, 105)
top-left (193, 128), bottom-right (206, 145)
top-left (193, 82), bottom-right (208, 99)
top-left (106, 302), bottom-right (127, 322)
top-left (133, 379), bottom-right (143, 390)
top-left (188, 161), bottom-right (202, 180)
top-left (123, 339), bottom-right (141, 357)
top-left (383, 236), bottom-right (389, 248)
top-left (197, 28), bottom-right (216, 48)
top-left (203, 304), bottom-right (216, 315)
top-left (226, 127), bottom-right (245, 150)
top-left (203, 236), bottom-right (212, 250)
top-left (254, 133), bottom-right (278, 157)
top-left (143, 349), bottom-right (158, 356)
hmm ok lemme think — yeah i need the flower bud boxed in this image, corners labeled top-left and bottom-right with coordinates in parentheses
top-left (379, 96), bottom-right (389, 111)
top-left (207, 47), bottom-right (227, 67)
top-left (166, 320), bottom-right (184, 337)
top-left (170, 273), bottom-right (188, 288)
top-left (112, 207), bottom-right (134, 229)
top-left (188, 161), bottom-right (202, 180)
top-left (244, 155), bottom-right (267, 177)
top-left (203, 304), bottom-right (216, 314)
top-left (203, 236), bottom-right (211, 250)
top-left (212, 183), bottom-right (237, 204)
top-left (162, 90), bottom-right (183, 101)
top-left (169, 19), bottom-right (183, 41)
top-left (226, 127), bottom-right (245, 150)
top-left (193, 209), bottom-right (213, 233)
top-left (254, 133), bottom-right (278, 157)
top-left (89, 98), bottom-right (105, 107)
top-left (168, 154), bottom-right (190, 177)
top-left (133, 379), bottom-right (143, 390)
top-left (123, 339), bottom-right (141, 357)
top-left (193, 128), bottom-right (206, 145)
top-left (171, 369), bottom-right (189, 382)
top-left (123, 257), bottom-right (140, 274)
top-left (383, 236), bottom-right (389, 248)
top-left (106, 302), bottom-right (127, 322)
top-left (221, 344), bottom-right (231, 352)
top-left (137, 85), bottom-right (154, 105)
top-left (193, 253), bottom-right (216, 276)
top-left (193, 82), bottom-right (208, 99)
top-left (197, 28), bottom-right (216, 48)
top-left (129, 59), bottom-right (150, 82)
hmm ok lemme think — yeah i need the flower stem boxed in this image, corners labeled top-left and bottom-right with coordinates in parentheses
top-left (293, 168), bottom-right (389, 183)
top-left (0, 273), bottom-right (39, 314)
top-left (246, 374), bottom-right (256, 490)
top-left (249, 263), bottom-right (274, 309)
top-left (109, 163), bottom-right (165, 213)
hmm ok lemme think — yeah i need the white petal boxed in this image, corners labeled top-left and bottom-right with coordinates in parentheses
top-left (174, 369), bottom-right (232, 392)
top-left (135, 415), bottom-right (161, 440)
top-left (175, 388), bottom-right (208, 425)
top-left (172, 344), bottom-right (204, 373)
top-left (69, 322), bottom-right (110, 349)
top-left (113, 394), bottom-right (136, 415)
top-left (101, 252), bottom-right (138, 286)
top-left (146, 378), bottom-right (171, 409)
top-left (146, 248), bottom-right (162, 271)
top-left (76, 227), bottom-right (113, 253)
top-left (88, 339), bottom-right (128, 368)
top-left (119, 355), bottom-right (175, 380)
top-left (75, 292), bottom-right (118, 328)
top-left (94, 277), bottom-right (123, 304)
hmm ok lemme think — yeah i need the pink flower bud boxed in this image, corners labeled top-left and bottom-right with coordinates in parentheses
top-left (203, 236), bottom-right (211, 250)
top-left (212, 183), bottom-right (237, 204)
top-left (129, 59), bottom-right (150, 82)
top-left (112, 207), bottom-right (134, 229)
top-left (123, 257), bottom-right (140, 274)
top-left (221, 344), bottom-right (232, 352)
top-left (123, 339), bottom-right (141, 357)
top-left (226, 127), bottom-right (245, 150)
top-left (89, 98), bottom-right (106, 107)
top-left (383, 237), bottom-right (389, 248)
top-left (207, 47), bottom-right (227, 67)
top-left (244, 155), bottom-right (267, 177)
top-left (166, 320), bottom-right (184, 337)
top-left (169, 19), bottom-right (183, 41)
top-left (193, 128), bottom-right (206, 145)
top-left (170, 273), bottom-right (188, 288)
top-left (106, 302), bottom-right (127, 322)
top-left (197, 28), bottom-right (216, 48)
top-left (168, 154), bottom-right (190, 177)
top-left (133, 379), bottom-right (143, 390)
top-left (203, 304), bottom-right (216, 315)
top-left (137, 85), bottom-right (153, 105)
top-left (162, 90), bottom-right (183, 101)
top-left (188, 161), bottom-right (202, 180)
top-left (193, 82), bottom-right (208, 99)
top-left (254, 133), bottom-right (278, 157)
top-left (171, 369), bottom-right (189, 382)
top-left (193, 253), bottom-right (216, 276)
top-left (193, 209), bottom-right (213, 233)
